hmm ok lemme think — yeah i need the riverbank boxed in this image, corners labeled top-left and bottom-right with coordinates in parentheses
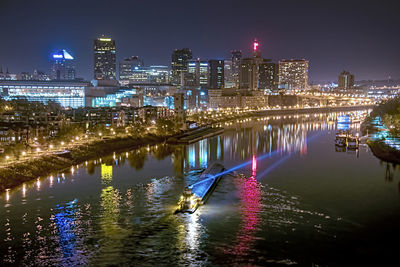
top-left (0, 126), bottom-right (226, 192)
top-left (0, 134), bottom-right (165, 192)
top-left (367, 140), bottom-right (400, 165)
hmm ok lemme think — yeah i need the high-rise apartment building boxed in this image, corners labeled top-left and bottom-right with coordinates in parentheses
top-left (338, 71), bottom-right (354, 89)
top-left (50, 50), bottom-right (75, 80)
top-left (94, 37), bottom-right (116, 80)
top-left (171, 48), bottom-right (192, 86)
top-left (209, 59), bottom-right (224, 89)
top-left (231, 50), bottom-right (242, 88)
top-left (278, 59), bottom-right (309, 90)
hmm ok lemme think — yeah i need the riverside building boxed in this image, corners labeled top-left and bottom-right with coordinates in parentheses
top-left (278, 59), bottom-right (309, 90)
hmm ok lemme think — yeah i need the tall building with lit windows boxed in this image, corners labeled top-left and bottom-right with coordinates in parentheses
top-left (50, 50), bottom-right (75, 80)
top-left (278, 59), bottom-right (309, 90)
top-left (231, 50), bottom-right (242, 88)
top-left (171, 48), bottom-right (192, 86)
top-left (338, 70), bottom-right (354, 89)
top-left (209, 59), bottom-right (224, 89)
top-left (224, 59), bottom-right (234, 88)
top-left (239, 39), bottom-right (263, 91)
top-left (258, 60), bottom-right (278, 90)
top-left (119, 56), bottom-right (144, 81)
top-left (94, 37), bottom-right (116, 80)
top-left (186, 59), bottom-right (208, 88)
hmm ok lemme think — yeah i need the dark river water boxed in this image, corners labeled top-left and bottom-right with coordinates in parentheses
top-left (1, 110), bottom-right (400, 266)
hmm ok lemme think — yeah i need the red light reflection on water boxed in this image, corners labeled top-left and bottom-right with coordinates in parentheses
top-left (226, 155), bottom-right (262, 256)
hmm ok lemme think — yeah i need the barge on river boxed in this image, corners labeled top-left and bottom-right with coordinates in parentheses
top-left (175, 163), bottom-right (225, 214)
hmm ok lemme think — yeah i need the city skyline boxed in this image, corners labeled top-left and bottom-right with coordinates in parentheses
top-left (0, 0), bottom-right (399, 82)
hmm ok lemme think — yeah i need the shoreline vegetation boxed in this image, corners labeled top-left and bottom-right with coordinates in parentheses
top-left (362, 98), bottom-right (400, 165)
top-left (367, 140), bottom-right (400, 165)
top-left (0, 104), bottom-right (374, 193)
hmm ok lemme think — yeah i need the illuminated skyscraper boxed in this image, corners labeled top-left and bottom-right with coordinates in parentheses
top-left (231, 50), bottom-right (242, 87)
top-left (209, 59), bottom-right (224, 89)
top-left (239, 39), bottom-right (263, 90)
top-left (94, 37), bottom-right (116, 80)
top-left (50, 50), bottom-right (75, 80)
top-left (278, 59), bottom-right (309, 90)
top-left (338, 70), bottom-right (354, 89)
top-left (171, 48), bottom-right (192, 86)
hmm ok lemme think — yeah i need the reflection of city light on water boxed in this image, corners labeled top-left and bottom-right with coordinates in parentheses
top-left (36, 179), bottom-right (41, 191)
top-left (5, 189), bottom-right (10, 202)
top-left (226, 155), bottom-right (261, 256)
top-left (186, 213), bottom-right (201, 250)
top-left (213, 132), bottom-right (321, 181)
top-left (22, 184), bottom-right (26, 198)
top-left (49, 175), bottom-right (54, 188)
top-left (101, 164), bottom-right (113, 183)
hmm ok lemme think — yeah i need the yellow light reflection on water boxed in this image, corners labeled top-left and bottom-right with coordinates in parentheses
top-left (101, 164), bottom-right (113, 183)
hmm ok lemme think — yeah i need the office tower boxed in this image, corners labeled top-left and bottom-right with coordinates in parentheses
top-left (119, 56), bottom-right (144, 81)
top-left (94, 36), bottom-right (116, 80)
top-left (209, 59), bottom-right (224, 89)
top-left (278, 59), bottom-right (309, 90)
top-left (224, 59), bottom-right (234, 88)
top-left (338, 71), bottom-right (354, 89)
top-left (239, 58), bottom-right (258, 90)
top-left (231, 50), bottom-right (242, 87)
top-left (239, 39), bottom-right (264, 90)
top-left (186, 59), bottom-right (208, 88)
top-left (146, 66), bottom-right (170, 84)
top-left (258, 60), bottom-right (278, 90)
top-left (171, 48), bottom-right (192, 85)
top-left (50, 50), bottom-right (75, 80)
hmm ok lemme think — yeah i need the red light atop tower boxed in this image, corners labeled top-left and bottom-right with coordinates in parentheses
top-left (253, 39), bottom-right (259, 51)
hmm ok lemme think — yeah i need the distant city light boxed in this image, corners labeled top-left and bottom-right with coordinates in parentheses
top-left (253, 39), bottom-right (259, 51)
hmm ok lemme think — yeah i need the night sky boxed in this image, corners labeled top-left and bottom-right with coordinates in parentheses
top-left (0, 0), bottom-right (398, 82)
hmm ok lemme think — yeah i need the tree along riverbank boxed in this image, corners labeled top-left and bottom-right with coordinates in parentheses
top-left (361, 98), bottom-right (400, 165)
top-left (367, 140), bottom-right (400, 165)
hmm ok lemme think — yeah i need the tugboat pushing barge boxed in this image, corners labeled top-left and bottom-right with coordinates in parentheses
top-left (175, 163), bottom-right (226, 214)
